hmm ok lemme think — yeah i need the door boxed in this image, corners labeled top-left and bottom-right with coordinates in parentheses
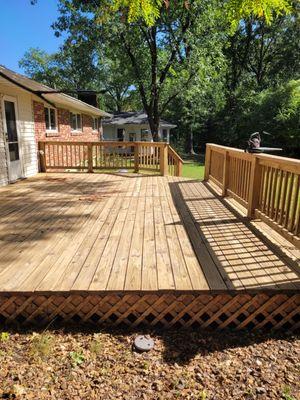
top-left (2, 97), bottom-right (23, 182)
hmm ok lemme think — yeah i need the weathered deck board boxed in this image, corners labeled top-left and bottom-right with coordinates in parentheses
top-left (0, 172), bottom-right (299, 294)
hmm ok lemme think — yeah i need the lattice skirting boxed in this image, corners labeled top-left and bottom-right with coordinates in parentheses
top-left (0, 292), bottom-right (299, 331)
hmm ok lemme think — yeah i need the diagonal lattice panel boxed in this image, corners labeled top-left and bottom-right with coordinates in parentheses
top-left (0, 292), bottom-right (299, 331)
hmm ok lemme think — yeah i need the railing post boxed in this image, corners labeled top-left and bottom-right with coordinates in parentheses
top-left (177, 160), bottom-right (183, 177)
top-left (134, 143), bottom-right (139, 173)
top-left (247, 155), bottom-right (262, 218)
top-left (160, 144), bottom-right (168, 176)
top-left (88, 143), bottom-right (93, 173)
top-left (222, 150), bottom-right (229, 196)
top-left (38, 142), bottom-right (46, 173)
top-left (204, 144), bottom-right (211, 181)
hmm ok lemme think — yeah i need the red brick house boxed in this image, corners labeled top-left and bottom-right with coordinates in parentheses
top-left (0, 65), bottom-right (111, 186)
top-left (33, 95), bottom-right (110, 143)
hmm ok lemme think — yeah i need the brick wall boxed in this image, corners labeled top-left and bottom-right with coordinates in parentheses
top-left (33, 101), bottom-right (46, 142)
top-left (33, 100), bottom-right (101, 142)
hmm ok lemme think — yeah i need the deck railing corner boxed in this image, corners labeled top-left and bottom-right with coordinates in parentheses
top-left (205, 143), bottom-right (300, 247)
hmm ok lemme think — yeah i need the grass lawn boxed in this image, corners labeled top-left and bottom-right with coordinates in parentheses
top-left (182, 159), bottom-right (205, 180)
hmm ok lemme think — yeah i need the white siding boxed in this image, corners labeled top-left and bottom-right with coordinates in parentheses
top-left (0, 98), bottom-right (8, 186)
top-left (103, 124), bottom-right (152, 142)
top-left (0, 79), bottom-right (38, 186)
top-left (103, 124), bottom-right (170, 142)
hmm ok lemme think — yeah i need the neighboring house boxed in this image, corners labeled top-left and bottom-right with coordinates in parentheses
top-left (0, 65), bottom-right (110, 186)
top-left (103, 111), bottom-right (176, 143)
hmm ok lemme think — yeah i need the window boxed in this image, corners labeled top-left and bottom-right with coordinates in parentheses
top-left (44, 107), bottom-right (57, 131)
top-left (141, 129), bottom-right (149, 142)
top-left (117, 128), bottom-right (125, 141)
top-left (162, 129), bottom-right (168, 142)
top-left (92, 117), bottom-right (99, 131)
top-left (129, 132), bottom-right (136, 142)
top-left (70, 112), bottom-right (82, 131)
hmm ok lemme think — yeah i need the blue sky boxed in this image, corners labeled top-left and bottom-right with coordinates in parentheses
top-left (0, 0), bottom-right (63, 73)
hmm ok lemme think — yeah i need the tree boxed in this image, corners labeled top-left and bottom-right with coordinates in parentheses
top-left (52, 0), bottom-right (225, 139)
top-left (19, 45), bottom-right (140, 112)
top-left (97, 47), bottom-right (140, 112)
top-left (19, 48), bottom-right (63, 88)
top-left (68, 0), bottom-right (292, 27)
top-left (28, 0), bottom-right (297, 149)
top-left (19, 41), bottom-right (98, 90)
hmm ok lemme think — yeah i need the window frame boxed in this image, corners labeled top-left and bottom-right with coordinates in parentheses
top-left (117, 128), bottom-right (125, 142)
top-left (92, 117), bottom-right (99, 132)
top-left (162, 129), bottom-right (168, 142)
top-left (141, 129), bottom-right (149, 142)
top-left (44, 106), bottom-right (58, 134)
top-left (70, 112), bottom-right (82, 133)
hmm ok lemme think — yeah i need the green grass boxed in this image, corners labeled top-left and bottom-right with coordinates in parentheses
top-left (182, 161), bottom-right (205, 180)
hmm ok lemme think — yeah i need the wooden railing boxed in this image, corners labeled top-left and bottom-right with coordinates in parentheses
top-left (168, 146), bottom-right (183, 176)
top-left (38, 141), bottom-right (183, 176)
top-left (205, 144), bottom-right (300, 247)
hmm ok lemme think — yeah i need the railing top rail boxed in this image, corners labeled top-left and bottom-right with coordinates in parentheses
top-left (206, 143), bottom-right (245, 153)
top-left (207, 143), bottom-right (300, 170)
top-left (168, 145), bottom-right (184, 163)
top-left (256, 153), bottom-right (300, 169)
top-left (39, 140), bottom-right (168, 147)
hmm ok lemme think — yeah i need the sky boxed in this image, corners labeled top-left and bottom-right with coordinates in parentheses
top-left (0, 0), bottom-right (64, 73)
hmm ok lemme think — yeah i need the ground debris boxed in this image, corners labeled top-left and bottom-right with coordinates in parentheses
top-left (0, 329), bottom-right (299, 399)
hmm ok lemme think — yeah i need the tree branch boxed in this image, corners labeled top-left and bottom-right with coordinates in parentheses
top-left (159, 69), bottom-right (197, 116)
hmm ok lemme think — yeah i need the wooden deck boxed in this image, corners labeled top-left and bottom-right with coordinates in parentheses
top-left (0, 173), bottom-right (299, 329)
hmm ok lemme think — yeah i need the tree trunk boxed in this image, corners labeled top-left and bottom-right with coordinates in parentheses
top-left (189, 130), bottom-right (197, 155)
top-left (148, 113), bottom-right (160, 141)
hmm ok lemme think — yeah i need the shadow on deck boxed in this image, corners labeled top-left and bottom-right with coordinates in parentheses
top-left (168, 178), bottom-right (300, 292)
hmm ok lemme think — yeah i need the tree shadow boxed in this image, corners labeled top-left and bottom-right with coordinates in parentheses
top-left (1, 323), bottom-right (298, 366)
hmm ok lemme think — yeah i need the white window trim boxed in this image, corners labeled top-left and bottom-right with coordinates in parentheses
top-left (70, 112), bottom-right (83, 133)
top-left (45, 107), bottom-right (58, 133)
top-left (92, 117), bottom-right (99, 132)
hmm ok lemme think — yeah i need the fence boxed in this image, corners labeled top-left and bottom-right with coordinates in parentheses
top-left (205, 144), bottom-right (300, 247)
top-left (38, 140), bottom-right (183, 177)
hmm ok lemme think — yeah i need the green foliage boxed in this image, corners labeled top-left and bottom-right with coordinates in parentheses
top-left (112, 0), bottom-right (162, 26)
top-left (70, 351), bottom-right (85, 366)
top-left (89, 335), bottom-right (103, 356)
top-left (105, 0), bottom-right (291, 27)
top-left (19, 42), bottom-right (98, 90)
top-left (226, 80), bottom-right (300, 153)
top-left (19, 48), bottom-right (62, 88)
top-left (282, 385), bottom-right (297, 400)
top-left (0, 332), bottom-right (10, 342)
top-left (198, 390), bottom-right (207, 400)
top-left (26, 0), bottom-right (299, 152)
top-left (226, 0), bottom-right (291, 29)
top-left (29, 333), bottom-right (54, 359)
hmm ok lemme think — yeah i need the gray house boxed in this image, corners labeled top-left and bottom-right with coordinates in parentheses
top-left (103, 111), bottom-right (176, 143)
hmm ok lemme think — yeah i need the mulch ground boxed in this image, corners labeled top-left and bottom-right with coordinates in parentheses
top-left (0, 328), bottom-right (299, 399)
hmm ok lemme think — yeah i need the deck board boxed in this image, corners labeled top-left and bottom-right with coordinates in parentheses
top-left (0, 172), bottom-right (299, 293)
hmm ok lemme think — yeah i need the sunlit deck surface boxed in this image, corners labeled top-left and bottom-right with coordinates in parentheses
top-left (0, 172), bottom-right (299, 293)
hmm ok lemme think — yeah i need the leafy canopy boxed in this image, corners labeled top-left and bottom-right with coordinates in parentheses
top-left (108, 0), bottom-right (291, 26)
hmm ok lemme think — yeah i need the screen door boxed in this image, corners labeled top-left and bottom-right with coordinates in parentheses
top-left (3, 97), bottom-right (22, 182)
